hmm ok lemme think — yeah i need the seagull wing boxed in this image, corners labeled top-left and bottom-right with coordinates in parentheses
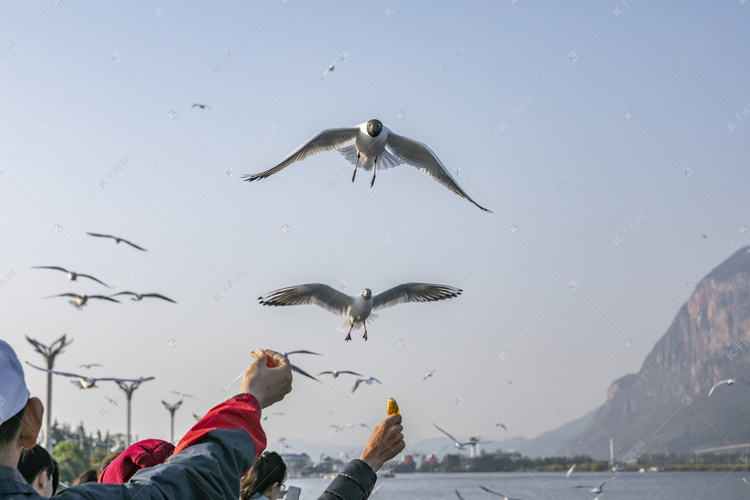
top-left (259, 284), bottom-right (353, 316)
top-left (86, 232), bottom-right (116, 240)
top-left (77, 273), bottom-right (109, 287)
top-left (120, 238), bottom-right (147, 251)
top-left (243, 127), bottom-right (360, 181)
top-left (291, 364), bottom-right (321, 383)
top-left (285, 350), bottom-right (322, 356)
top-left (142, 293), bottom-right (177, 303)
top-left (99, 376), bottom-right (155, 383)
top-left (352, 379), bottom-right (364, 393)
top-left (25, 362), bottom-right (86, 379)
top-left (454, 490), bottom-right (466, 500)
top-left (32, 265), bottom-right (69, 273)
top-left (88, 295), bottom-right (120, 303)
top-left (479, 486), bottom-right (511, 498)
top-left (742, 475), bottom-right (750, 486)
top-left (385, 132), bottom-right (492, 212)
top-left (338, 370), bottom-right (362, 376)
top-left (433, 423), bottom-right (461, 444)
top-left (372, 283), bottom-right (462, 312)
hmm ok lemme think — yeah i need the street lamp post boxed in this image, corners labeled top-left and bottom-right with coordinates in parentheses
top-left (26, 334), bottom-right (73, 450)
top-left (116, 380), bottom-right (152, 446)
top-left (161, 400), bottom-right (183, 443)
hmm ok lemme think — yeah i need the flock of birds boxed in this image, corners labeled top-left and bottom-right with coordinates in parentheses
top-left (35, 231), bottom-right (176, 309)
top-left (452, 472), bottom-right (616, 500)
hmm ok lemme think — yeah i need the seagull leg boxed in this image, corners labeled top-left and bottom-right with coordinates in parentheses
top-left (370, 157), bottom-right (377, 188)
top-left (362, 325), bottom-right (368, 341)
top-left (345, 324), bottom-right (353, 342)
top-left (352, 153), bottom-right (360, 182)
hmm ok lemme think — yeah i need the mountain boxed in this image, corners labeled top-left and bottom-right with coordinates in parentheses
top-left (565, 247), bottom-right (750, 460)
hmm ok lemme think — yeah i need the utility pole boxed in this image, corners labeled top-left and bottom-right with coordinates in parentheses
top-left (161, 400), bottom-right (183, 443)
top-left (26, 334), bottom-right (73, 450)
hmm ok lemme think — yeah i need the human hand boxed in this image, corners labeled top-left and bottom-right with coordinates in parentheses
top-left (359, 414), bottom-right (405, 472)
top-left (240, 349), bottom-right (293, 409)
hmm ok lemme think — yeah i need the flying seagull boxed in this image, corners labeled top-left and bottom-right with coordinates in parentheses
top-left (742, 475), bottom-right (750, 487)
top-left (25, 362), bottom-right (154, 389)
top-left (170, 390), bottom-right (194, 399)
top-left (454, 490), bottom-right (466, 500)
top-left (495, 423), bottom-right (507, 432)
top-left (32, 266), bottom-right (109, 288)
top-left (242, 119), bottom-right (491, 212)
top-left (45, 293), bottom-right (119, 309)
top-left (708, 378), bottom-right (750, 396)
top-left (329, 425), bottom-right (344, 433)
top-left (318, 370), bottom-right (362, 379)
top-left (321, 62), bottom-right (335, 79)
top-left (86, 232), bottom-right (147, 251)
top-left (351, 377), bottom-right (381, 393)
top-left (566, 463), bottom-right (576, 478)
top-left (573, 477), bottom-right (615, 494)
top-left (433, 424), bottom-right (491, 450)
top-left (259, 282), bottom-right (462, 341)
top-left (112, 291), bottom-right (177, 303)
top-left (191, 103), bottom-right (212, 110)
top-left (423, 369), bottom-right (436, 381)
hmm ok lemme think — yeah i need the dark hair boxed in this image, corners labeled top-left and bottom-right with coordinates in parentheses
top-left (240, 451), bottom-right (286, 500)
top-left (73, 468), bottom-right (99, 485)
top-left (0, 407), bottom-right (25, 445)
top-left (99, 451), bottom-right (122, 473)
top-left (18, 444), bottom-right (59, 494)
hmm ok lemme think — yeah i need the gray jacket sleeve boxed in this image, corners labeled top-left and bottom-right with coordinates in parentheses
top-left (54, 428), bottom-right (254, 500)
top-left (318, 459), bottom-right (377, 500)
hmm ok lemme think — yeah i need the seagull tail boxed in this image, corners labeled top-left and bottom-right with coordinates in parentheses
top-left (337, 319), bottom-right (366, 332)
top-left (337, 145), bottom-right (359, 166)
top-left (365, 313), bottom-right (379, 324)
top-left (376, 149), bottom-right (401, 170)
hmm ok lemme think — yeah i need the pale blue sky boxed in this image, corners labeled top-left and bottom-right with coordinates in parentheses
top-left (2, 1), bottom-right (749, 457)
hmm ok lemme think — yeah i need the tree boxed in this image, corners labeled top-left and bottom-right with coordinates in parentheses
top-left (52, 440), bottom-right (89, 485)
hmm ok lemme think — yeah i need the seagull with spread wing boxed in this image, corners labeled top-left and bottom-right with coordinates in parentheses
top-left (113, 291), bottom-right (177, 303)
top-left (224, 350), bottom-right (321, 390)
top-left (708, 378), bottom-right (750, 396)
top-left (352, 377), bottom-right (381, 393)
top-left (433, 424), bottom-right (492, 450)
top-left (32, 266), bottom-right (109, 288)
top-left (243, 119), bottom-right (491, 212)
top-left (45, 293), bottom-right (120, 309)
top-left (86, 232), bottom-right (147, 251)
top-left (318, 370), bottom-right (362, 379)
top-left (573, 477), bottom-right (615, 494)
top-left (259, 282), bottom-right (462, 341)
top-left (26, 362), bottom-right (154, 389)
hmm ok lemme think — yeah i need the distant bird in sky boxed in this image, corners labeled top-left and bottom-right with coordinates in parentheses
top-left (423, 369), bottom-right (436, 381)
top-left (259, 282), bottom-right (463, 341)
top-left (495, 423), bottom-right (507, 432)
top-left (433, 424), bottom-right (491, 450)
top-left (263, 412), bottom-right (285, 421)
top-left (346, 422), bottom-right (371, 430)
top-left (191, 103), bottom-right (211, 110)
top-left (321, 62), bottom-right (335, 79)
top-left (573, 477), bottom-right (615, 494)
top-left (86, 232), bottom-right (147, 251)
top-left (351, 377), bottom-right (381, 393)
top-left (566, 463), bottom-right (576, 478)
top-left (79, 363), bottom-right (103, 370)
top-left (25, 362), bottom-right (154, 389)
top-left (45, 293), bottom-right (119, 309)
top-left (32, 266), bottom-right (109, 288)
top-left (329, 425), bottom-right (344, 433)
top-left (242, 119), bottom-right (491, 212)
top-left (170, 390), bottom-right (194, 399)
top-left (192, 413), bottom-right (201, 422)
top-left (113, 291), bottom-right (177, 303)
top-left (708, 378), bottom-right (750, 397)
top-left (479, 486), bottom-right (524, 499)
top-left (318, 370), bottom-right (362, 379)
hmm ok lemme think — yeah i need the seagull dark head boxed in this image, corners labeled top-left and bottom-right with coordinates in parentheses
top-left (366, 119), bottom-right (383, 137)
top-left (361, 288), bottom-right (372, 299)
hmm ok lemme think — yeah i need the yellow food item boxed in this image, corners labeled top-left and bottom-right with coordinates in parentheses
top-left (251, 349), bottom-right (278, 367)
top-left (387, 398), bottom-right (400, 416)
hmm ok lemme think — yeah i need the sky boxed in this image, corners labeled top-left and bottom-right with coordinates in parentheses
top-left (2, 1), bottom-right (749, 460)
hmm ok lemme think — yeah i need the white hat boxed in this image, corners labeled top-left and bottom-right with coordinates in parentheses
top-left (0, 339), bottom-right (31, 425)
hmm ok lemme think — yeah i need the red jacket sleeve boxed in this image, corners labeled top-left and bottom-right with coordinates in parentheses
top-left (174, 393), bottom-right (266, 462)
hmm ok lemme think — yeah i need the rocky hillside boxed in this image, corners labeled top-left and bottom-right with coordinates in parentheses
top-left (566, 247), bottom-right (750, 460)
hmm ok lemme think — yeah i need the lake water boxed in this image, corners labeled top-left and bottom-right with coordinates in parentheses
top-left (287, 471), bottom-right (748, 499)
